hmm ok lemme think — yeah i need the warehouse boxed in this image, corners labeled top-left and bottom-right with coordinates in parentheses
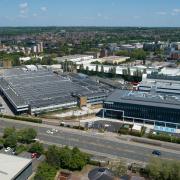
top-left (138, 72), bottom-right (180, 94)
top-left (103, 89), bottom-right (180, 128)
top-left (0, 153), bottom-right (32, 180)
top-left (0, 67), bottom-right (110, 114)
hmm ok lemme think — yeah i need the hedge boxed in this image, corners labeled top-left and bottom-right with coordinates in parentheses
top-left (0, 114), bottom-right (42, 123)
top-left (148, 133), bottom-right (180, 144)
top-left (118, 128), bottom-right (129, 135)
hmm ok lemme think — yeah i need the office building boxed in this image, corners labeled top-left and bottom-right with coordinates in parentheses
top-left (103, 89), bottom-right (180, 128)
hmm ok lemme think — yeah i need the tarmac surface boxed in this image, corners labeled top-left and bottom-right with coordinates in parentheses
top-left (0, 118), bottom-right (180, 163)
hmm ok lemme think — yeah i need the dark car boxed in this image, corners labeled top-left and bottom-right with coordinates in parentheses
top-left (152, 150), bottom-right (161, 156)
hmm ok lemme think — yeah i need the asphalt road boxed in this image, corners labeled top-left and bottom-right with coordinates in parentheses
top-left (0, 119), bottom-right (180, 163)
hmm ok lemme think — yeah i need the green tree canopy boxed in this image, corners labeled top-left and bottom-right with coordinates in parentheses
top-left (146, 158), bottom-right (180, 180)
top-left (34, 162), bottom-right (57, 180)
top-left (29, 142), bottom-right (44, 155)
top-left (3, 127), bottom-right (16, 138)
top-left (4, 134), bottom-right (17, 148)
top-left (17, 128), bottom-right (37, 144)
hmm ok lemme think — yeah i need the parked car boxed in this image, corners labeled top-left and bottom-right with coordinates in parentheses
top-left (46, 130), bottom-right (54, 134)
top-left (4, 147), bottom-right (12, 152)
top-left (31, 152), bottom-right (40, 159)
top-left (52, 128), bottom-right (58, 132)
top-left (152, 150), bottom-right (161, 156)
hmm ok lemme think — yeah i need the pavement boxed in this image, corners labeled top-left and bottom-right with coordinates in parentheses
top-left (0, 118), bottom-right (180, 164)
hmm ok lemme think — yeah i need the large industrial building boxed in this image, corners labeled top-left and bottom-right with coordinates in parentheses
top-left (0, 66), bottom-right (111, 114)
top-left (103, 89), bottom-right (180, 128)
top-left (138, 70), bottom-right (180, 95)
top-left (0, 153), bottom-right (32, 180)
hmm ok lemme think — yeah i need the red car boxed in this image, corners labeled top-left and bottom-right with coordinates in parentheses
top-left (31, 153), bottom-right (39, 159)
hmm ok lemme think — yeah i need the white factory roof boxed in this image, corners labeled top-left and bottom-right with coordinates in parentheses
top-left (0, 153), bottom-right (32, 180)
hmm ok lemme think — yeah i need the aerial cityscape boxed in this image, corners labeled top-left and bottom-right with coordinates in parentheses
top-left (0, 1), bottom-right (180, 180)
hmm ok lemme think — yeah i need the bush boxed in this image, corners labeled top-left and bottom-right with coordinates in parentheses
top-left (34, 162), bottom-right (57, 180)
top-left (0, 114), bottom-right (42, 123)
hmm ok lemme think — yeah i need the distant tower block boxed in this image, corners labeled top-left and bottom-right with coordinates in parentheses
top-left (40, 42), bottom-right (43, 52)
top-left (3, 60), bottom-right (12, 68)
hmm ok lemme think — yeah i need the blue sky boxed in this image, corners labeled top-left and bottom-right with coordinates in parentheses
top-left (0, 0), bottom-right (180, 26)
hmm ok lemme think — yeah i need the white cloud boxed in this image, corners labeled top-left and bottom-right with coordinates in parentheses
top-left (173, 8), bottom-right (180, 13)
top-left (156, 11), bottom-right (167, 15)
top-left (171, 8), bottom-right (180, 16)
top-left (41, 6), bottom-right (47, 11)
top-left (19, 2), bottom-right (28, 14)
top-left (19, 2), bottom-right (28, 9)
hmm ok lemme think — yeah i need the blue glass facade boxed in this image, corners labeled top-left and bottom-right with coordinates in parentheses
top-left (103, 102), bottom-right (180, 124)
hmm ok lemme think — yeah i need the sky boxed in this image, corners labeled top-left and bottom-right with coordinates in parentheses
top-left (1, 0), bottom-right (180, 27)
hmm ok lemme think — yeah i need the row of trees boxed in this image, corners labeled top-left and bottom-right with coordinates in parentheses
top-left (23, 56), bottom-right (58, 65)
top-left (2, 127), bottom-right (37, 148)
top-left (115, 49), bottom-right (148, 60)
top-left (0, 52), bottom-right (22, 66)
top-left (78, 64), bottom-right (142, 81)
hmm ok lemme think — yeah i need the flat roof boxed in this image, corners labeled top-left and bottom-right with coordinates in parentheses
top-left (0, 153), bottom-right (32, 180)
top-left (105, 90), bottom-right (180, 110)
top-left (0, 68), bottom-right (111, 112)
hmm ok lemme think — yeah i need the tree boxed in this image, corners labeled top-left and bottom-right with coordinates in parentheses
top-left (101, 65), bottom-right (104, 73)
top-left (17, 128), bottom-right (37, 144)
top-left (46, 145), bottom-right (89, 171)
top-left (29, 142), bottom-right (44, 155)
top-left (95, 64), bottom-right (99, 72)
top-left (109, 161), bottom-right (127, 177)
top-left (34, 162), bottom-right (57, 180)
top-left (4, 134), bottom-right (17, 148)
top-left (46, 145), bottom-right (61, 168)
top-left (146, 158), bottom-right (180, 180)
top-left (3, 127), bottom-right (16, 138)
